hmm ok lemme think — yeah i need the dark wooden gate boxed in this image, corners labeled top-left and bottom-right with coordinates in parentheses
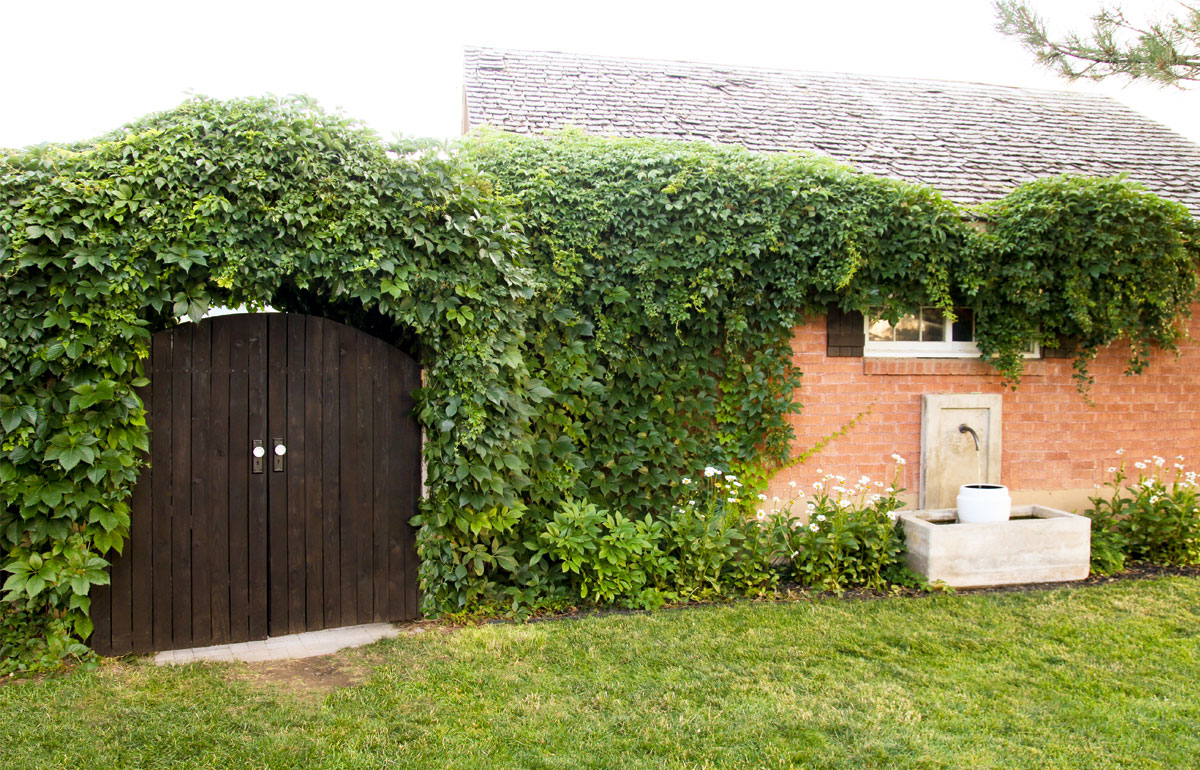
top-left (91, 314), bottom-right (421, 655)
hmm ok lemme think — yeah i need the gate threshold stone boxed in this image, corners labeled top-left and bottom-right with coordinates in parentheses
top-left (154, 623), bottom-right (417, 664)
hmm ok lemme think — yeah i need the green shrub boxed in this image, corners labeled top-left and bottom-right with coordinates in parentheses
top-left (1085, 454), bottom-right (1200, 573)
top-left (781, 458), bottom-right (914, 592)
top-left (530, 498), bottom-right (669, 608)
top-left (0, 603), bottom-right (90, 677)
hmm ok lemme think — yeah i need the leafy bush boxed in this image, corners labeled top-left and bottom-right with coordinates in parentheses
top-left (530, 498), bottom-right (668, 608)
top-left (0, 604), bottom-right (90, 677)
top-left (528, 468), bottom-right (798, 609)
top-left (781, 458), bottom-right (914, 592)
top-left (1085, 453), bottom-right (1200, 573)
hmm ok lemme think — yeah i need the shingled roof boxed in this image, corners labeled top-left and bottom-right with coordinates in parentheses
top-left (463, 47), bottom-right (1200, 216)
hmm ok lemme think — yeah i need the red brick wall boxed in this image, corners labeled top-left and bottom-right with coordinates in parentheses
top-left (766, 308), bottom-right (1200, 509)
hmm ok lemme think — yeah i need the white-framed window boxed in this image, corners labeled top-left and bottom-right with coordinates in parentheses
top-left (864, 307), bottom-right (1039, 358)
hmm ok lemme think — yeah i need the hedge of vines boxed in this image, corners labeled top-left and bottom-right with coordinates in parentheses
top-left (2, 98), bottom-right (1198, 668)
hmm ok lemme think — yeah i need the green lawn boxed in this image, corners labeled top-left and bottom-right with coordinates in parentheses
top-left (3, 578), bottom-right (1199, 769)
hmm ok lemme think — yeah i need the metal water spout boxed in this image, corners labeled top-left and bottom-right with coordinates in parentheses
top-left (959, 424), bottom-right (980, 451)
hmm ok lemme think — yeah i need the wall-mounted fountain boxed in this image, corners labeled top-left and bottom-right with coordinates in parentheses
top-left (920, 394), bottom-right (1003, 510)
top-left (904, 393), bottom-right (1090, 587)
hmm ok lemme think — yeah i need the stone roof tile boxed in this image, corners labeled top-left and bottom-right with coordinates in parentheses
top-left (464, 47), bottom-right (1200, 215)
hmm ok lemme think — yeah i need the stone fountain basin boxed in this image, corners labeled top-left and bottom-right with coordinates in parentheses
top-left (900, 505), bottom-right (1091, 588)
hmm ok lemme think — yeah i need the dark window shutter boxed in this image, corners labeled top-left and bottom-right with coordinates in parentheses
top-left (827, 308), bottom-right (864, 357)
top-left (1042, 339), bottom-right (1078, 359)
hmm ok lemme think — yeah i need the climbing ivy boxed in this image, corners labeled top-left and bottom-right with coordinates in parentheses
top-left (457, 131), bottom-right (969, 611)
top-left (965, 175), bottom-right (1200, 386)
top-left (2, 102), bottom-right (1197, 670)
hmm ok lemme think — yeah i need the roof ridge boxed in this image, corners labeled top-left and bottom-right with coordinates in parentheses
top-left (463, 45), bottom-right (1124, 106)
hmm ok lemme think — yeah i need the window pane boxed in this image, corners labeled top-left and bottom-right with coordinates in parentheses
top-left (952, 308), bottom-right (975, 342)
top-left (921, 307), bottom-right (945, 341)
top-left (867, 318), bottom-right (895, 342)
top-left (894, 314), bottom-right (920, 341)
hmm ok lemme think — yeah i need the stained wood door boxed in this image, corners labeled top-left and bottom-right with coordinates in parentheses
top-left (91, 314), bottom-right (421, 655)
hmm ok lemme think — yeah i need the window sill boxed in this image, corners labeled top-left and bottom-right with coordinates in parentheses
top-left (863, 358), bottom-right (1048, 377)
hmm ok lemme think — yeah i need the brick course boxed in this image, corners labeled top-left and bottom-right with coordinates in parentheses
top-left (766, 310), bottom-right (1200, 508)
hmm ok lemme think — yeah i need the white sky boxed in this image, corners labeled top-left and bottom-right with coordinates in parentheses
top-left (1, 0), bottom-right (1197, 149)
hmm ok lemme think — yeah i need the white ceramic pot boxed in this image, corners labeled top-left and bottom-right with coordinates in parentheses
top-left (956, 484), bottom-right (1011, 523)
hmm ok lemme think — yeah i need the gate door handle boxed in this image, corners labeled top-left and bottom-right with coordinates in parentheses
top-left (252, 440), bottom-right (265, 474)
top-left (272, 438), bottom-right (286, 472)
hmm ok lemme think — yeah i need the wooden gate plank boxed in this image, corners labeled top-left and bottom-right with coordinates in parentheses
top-left (169, 324), bottom-right (193, 648)
top-left (246, 315), bottom-right (269, 641)
top-left (130, 378), bottom-right (154, 654)
top-left (355, 339), bottom-right (375, 624)
top-left (303, 318), bottom-right (325, 631)
top-left (385, 346), bottom-right (418, 621)
top-left (189, 321), bottom-right (213, 647)
top-left (267, 314), bottom-right (289, 636)
top-left (321, 321), bottom-right (342, 628)
top-left (285, 315), bottom-right (307, 634)
top-left (208, 319), bottom-right (232, 645)
top-left (371, 341), bottom-right (390, 622)
top-left (385, 343), bottom-right (407, 621)
top-left (150, 331), bottom-right (174, 651)
top-left (90, 552), bottom-right (113, 655)
top-left (107, 446), bottom-right (135, 653)
top-left (227, 315), bottom-right (252, 643)
top-left (339, 329), bottom-right (360, 626)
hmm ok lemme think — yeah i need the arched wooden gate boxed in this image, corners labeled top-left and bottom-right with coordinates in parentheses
top-left (91, 314), bottom-right (422, 655)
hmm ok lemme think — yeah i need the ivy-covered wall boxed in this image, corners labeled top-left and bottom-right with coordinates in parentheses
top-left (2, 98), bottom-right (1198, 668)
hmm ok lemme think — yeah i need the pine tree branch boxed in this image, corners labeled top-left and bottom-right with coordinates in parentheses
top-left (995, 1), bottom-right (1200, 85)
